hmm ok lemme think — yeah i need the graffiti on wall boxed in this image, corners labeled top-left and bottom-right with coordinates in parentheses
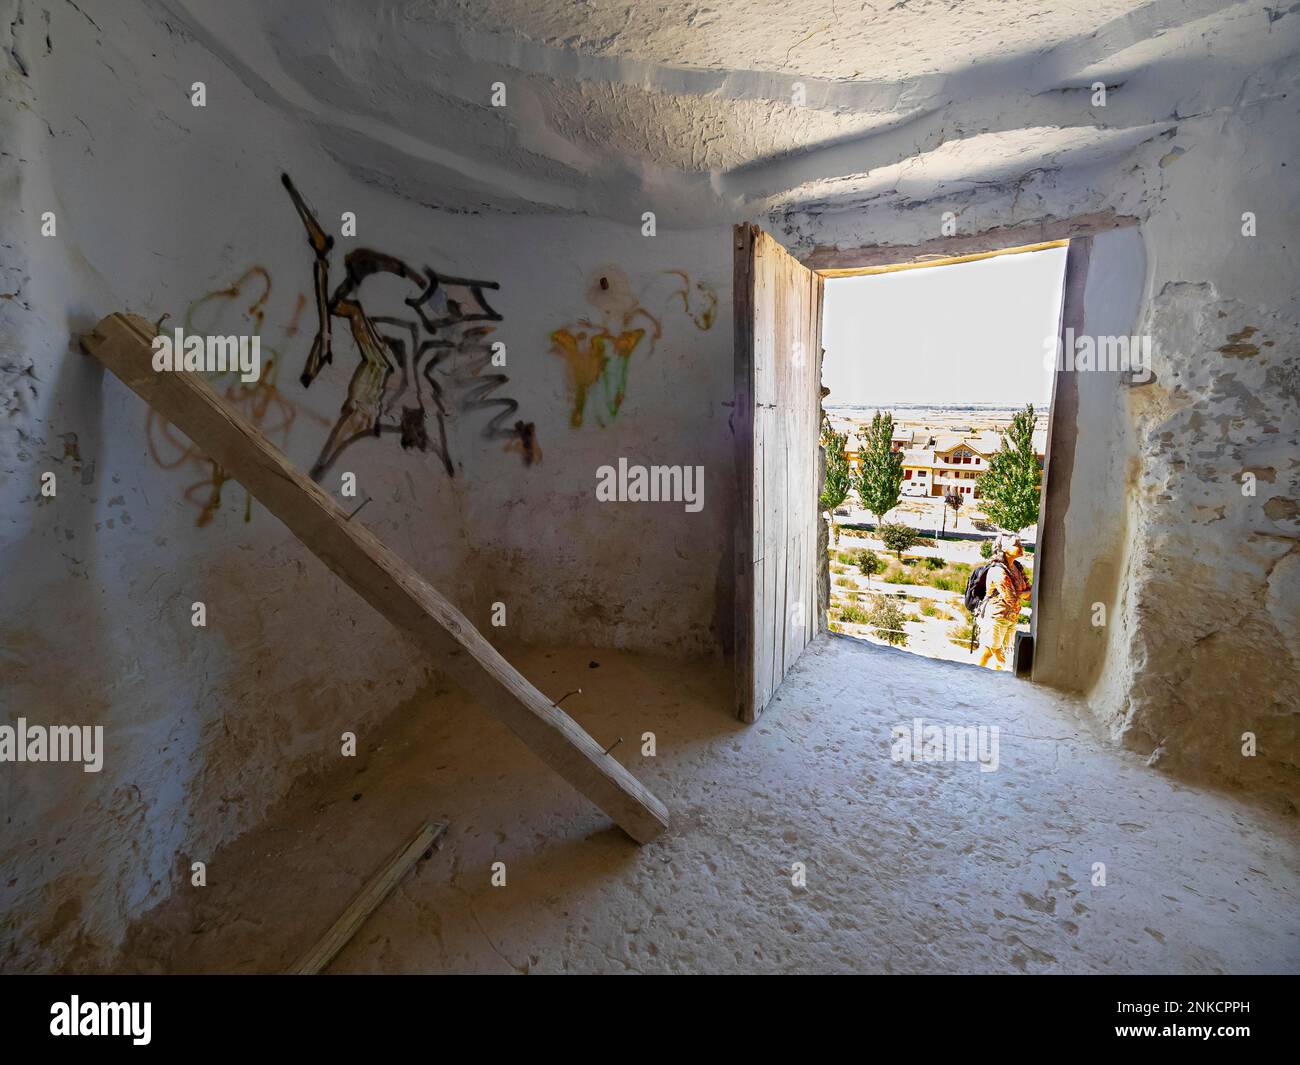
top-left (281, 174), bottom-right (540, 480)
top-left (664, 269), bottom-right (719, 331)
top-left (550, 266), bottom-right (717, 428)
top-left (146, 267), bottom-right (326, 526)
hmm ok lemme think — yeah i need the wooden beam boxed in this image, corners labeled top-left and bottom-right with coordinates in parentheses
top-left (289, 820), bottom-right (447, 975)
top-left (803, 211), bottom-right (1139, 275)
top-left (82, 313), bottom-right (669, 845)
top-left (814, 239), bottom-right (1069, 279)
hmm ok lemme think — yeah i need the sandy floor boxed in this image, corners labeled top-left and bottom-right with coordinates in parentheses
top-left (114, 638), bottom-right (1299, 974)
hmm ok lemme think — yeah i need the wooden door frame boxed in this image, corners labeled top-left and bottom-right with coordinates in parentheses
top-left (733, 226), bottom-right (757, 717)
top-left (733, 226), bottom-right (757, 718)
top-left (750, 210), bottom-right (1140, 684)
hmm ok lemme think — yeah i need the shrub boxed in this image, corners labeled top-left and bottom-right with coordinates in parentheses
top-left (980, 540), bottom-right (994, 559)
top-left (878, 522), bottom-right (920, 559)
top-left (864, 594), bottom-right (909, 647)
top-left (837, 603), bottom-right (872, 625)
top-left (948, 607), bottom-right (979, 648)
top-left (919, 598), bottom-right (954, 620)
top-left (925, 556), bottom-right (944, 571)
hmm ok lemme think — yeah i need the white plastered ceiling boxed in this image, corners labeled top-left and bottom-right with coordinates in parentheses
top-left (161, 0), bottom-right (1284, 224)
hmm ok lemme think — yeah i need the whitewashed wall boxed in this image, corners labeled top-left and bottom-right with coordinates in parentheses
top-left (781, 74), bottom-right (1300, 803)
top-left (0, 0), bottom-right (733, 970)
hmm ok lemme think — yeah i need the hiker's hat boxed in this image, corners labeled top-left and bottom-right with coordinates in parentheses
top-left (994, 533), bottom-right (1023, 554)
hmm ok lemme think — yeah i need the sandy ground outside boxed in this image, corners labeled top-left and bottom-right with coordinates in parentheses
top-left (112, 640), bottom-right (1300, 974)
top-left (828, 570), bottom-right (1029, 668)
top-left (830, 576), bottom-right (976, 668)
top-left (829, 530), bottom-right (1031, 669)
top-left (839, 610), bottom-right (989, 668)
top-left (834, 526), bottom-right (992, 565)
top-left (834, 496), bottom-right (1039, 545)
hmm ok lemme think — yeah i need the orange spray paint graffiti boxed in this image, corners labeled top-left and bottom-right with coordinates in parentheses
top-left (664, 269), bottom-right (718, 331)
top-left (550, 266), bottom-right (716, 428)
top-left (145, 267), bottom-right (326, 526)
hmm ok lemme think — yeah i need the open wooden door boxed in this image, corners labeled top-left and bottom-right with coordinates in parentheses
top-left (733, 224), bottom-right (824, 722)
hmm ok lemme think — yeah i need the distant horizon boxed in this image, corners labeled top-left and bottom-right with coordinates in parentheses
top-left (825, 401), bottom-right (1051, 410)
top-left (821, 246), bottom-right (1067, 407)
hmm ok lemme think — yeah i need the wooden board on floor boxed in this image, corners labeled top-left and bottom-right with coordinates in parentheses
top-left (82, 313), bottom-right (669, 845)
top-left (289, 820), bottom-right (447, 975)
top-left (733, 225), bottom-right (823, 722)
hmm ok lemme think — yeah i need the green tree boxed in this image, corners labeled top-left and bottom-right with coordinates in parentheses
top-left (854, 410), bottom-right (904, 525)
top-left (877, 521), bottom-right (919, 560)
top-left (819, 419), bottom-right (851, 544)
top-left (977, 405), bottom-right (1042, 533)
top-left (943, 490), bottom-right (963, 536)
top-left (858, 549), bottom-right (882, 583)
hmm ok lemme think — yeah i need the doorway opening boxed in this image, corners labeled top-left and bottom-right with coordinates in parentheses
top-left (818, 241), bottom-right (1069, 673)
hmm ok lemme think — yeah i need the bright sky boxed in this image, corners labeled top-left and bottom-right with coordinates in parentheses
top-left (821, 245), bottom-right (1068, 407)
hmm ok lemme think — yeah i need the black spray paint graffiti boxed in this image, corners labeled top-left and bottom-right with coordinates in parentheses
top-left (281, 173), bottom-right (540, 481)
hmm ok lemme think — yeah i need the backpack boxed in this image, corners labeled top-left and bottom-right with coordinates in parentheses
top-left (963, 561), bottom-right (998, 615)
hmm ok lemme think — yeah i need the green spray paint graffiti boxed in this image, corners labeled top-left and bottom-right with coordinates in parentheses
top-left (550, 266), bottom-right (717, 428)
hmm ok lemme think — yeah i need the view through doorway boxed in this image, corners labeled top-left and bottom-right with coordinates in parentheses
top-left (820, 242), bottom-right (1068, 673)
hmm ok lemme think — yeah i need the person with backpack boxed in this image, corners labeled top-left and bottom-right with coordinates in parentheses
top-left (965, 534), bottom-right (1032, 670)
